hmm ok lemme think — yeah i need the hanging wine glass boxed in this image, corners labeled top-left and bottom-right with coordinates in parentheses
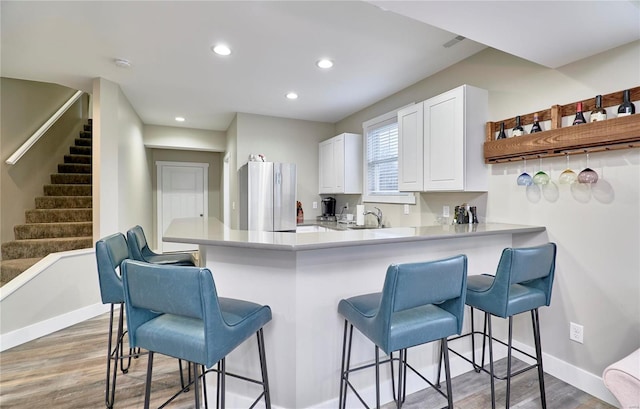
top-left (517, 158), bottom-right (533, 186)
top-left (578, 152), bottom-right (598, 183)
top-left (558, 154), bottom-right (578, 184)
top-left (533, 157), bottom-right (550, 185)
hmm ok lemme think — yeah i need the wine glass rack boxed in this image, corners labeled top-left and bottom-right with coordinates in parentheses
top-left (484, 86), bottom-right (640, 163)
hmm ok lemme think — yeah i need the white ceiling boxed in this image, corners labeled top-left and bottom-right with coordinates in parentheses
top-left (2, 1), bottom-right (639, 132)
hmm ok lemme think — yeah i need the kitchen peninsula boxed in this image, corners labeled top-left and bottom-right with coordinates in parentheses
top-left (164, 217), bottom-right (546, 408)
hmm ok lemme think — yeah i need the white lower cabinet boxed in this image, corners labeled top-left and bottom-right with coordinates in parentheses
top-left (398, 84), bottom-right (488, 192)
top-left (318, 133), bottom-right (362, 194)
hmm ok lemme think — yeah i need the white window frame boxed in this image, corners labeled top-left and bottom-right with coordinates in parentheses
top-left (362, 109), bottom-right (416, 205)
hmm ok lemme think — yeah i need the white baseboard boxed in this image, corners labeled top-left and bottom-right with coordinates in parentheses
top-left (0, 302), bottom-right (109, 352)
top-left (512, 340), bottom-right (619, 407)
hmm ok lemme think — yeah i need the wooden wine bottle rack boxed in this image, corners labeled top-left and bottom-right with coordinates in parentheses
top-left (484, 86), bottom-right (640, 163)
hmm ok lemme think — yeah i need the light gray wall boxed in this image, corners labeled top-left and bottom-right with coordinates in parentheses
top-left (226, 115), bottom-right (239, 228)
top-left (93, 77), bottom-right (153, 240)
top-left (0, 78), bottom-right (87, 244)
top-left (150, 149), bottom-right (222, 248)
top-left (144, 124), bottom-right (226, 152)
top-left (235, 112), bottom-right (336, 223)
top-left (336, 41), bottom-right (640, 377)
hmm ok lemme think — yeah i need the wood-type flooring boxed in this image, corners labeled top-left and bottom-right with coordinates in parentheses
top-left (0, 311), bottom-right (616, 409)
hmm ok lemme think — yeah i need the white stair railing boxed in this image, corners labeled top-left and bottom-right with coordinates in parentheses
top-left (5, 90), bottom-right (84, 165)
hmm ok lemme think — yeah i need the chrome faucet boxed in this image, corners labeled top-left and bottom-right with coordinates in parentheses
top-left (364, 207), bottom-right (383, 228)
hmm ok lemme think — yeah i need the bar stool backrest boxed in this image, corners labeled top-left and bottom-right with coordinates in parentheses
top-left (122, 260), bottom-right (233, 367)
top-left (126, 225), bottom-right (153, 262)
top-left (377, 254), bottom-right (468, 350)
top-left (95, 233), bottom-right (129, 305)
top-left (494, 243), bottom-right (557, 316)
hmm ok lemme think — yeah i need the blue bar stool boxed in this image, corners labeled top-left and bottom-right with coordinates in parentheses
top-left (121, 260), bottom-right (273, 409)
top-left (446, 243), bottom-right (556, 409)
top-left (126, 225), bottom-right (195, 266)
top-left (95, 233), bottom-right (142, 408)
top-left (338, 255), bottom-right (468, 409)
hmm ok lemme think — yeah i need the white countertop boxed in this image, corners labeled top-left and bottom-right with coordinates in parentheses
top-left (164, 217), bottom-right (546, 251)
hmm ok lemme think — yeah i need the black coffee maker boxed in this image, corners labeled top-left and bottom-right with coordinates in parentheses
top-left (320, 197), bottom-right (336, 221)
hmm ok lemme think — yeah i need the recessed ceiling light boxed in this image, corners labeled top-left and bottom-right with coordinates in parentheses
top-left (286, 92), bottom-right (298, 100)
top-left (114, 58), bottom-right (131, 68)
top-left (212, 44), bottom-right (231, 56)
top-left (175, 117), bottom-right (185, 122)
top-left (316, 59), bottom-right (334, 69)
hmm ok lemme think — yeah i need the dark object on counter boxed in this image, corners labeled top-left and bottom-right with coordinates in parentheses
top-left (454, 204), bottom-right (478, 224)
top-left (297, 201), bottom-right (304, 224)
top-left (321, 197), bottom-right (336, 217)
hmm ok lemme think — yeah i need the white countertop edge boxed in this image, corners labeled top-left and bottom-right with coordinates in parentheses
top-left (163, 219), bottom-right (546, 252)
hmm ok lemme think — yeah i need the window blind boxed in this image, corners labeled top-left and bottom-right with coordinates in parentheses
top-left (365, 118), bottom-right (398, 195)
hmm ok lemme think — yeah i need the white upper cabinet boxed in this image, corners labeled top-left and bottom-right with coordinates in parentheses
top-left (318, 133), bottom-right (362, 194)
top-left (398, 103), bottom-right (424, 191)
top-left (398, 84), bottom-right (488, 192)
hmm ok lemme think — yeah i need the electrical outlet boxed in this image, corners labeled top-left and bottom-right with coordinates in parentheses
top-left (403, 204), bottom-right (409, 215)
top-left (570, 322), bottom-right (584, 344)
top-left (312, 201), bottom-right (318, 209)
top-left (345, 202), bottom-right (349, 210)
top-left (443, 205), bottom-right (450, 218)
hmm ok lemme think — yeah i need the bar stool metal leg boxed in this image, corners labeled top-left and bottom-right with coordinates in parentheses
top-left (104, 304), bottom-right (119, 409)
top-left (533, 309), bottom-right (547, 409)
top-left (144, 351), bottom-right (154, 409)
top-left (257, 328), bottom-right (272, 408)
top-left (487, 313), bottom-right (496, 409)
top-left (193, 362), bottom-right (201, 409)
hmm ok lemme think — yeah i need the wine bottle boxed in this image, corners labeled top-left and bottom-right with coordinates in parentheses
top-left (590, 95), bottom-right (607, 122)
top-left (618, 89), bottom-right (636, 117)
top-left (572, 102), bottom-right (586, 125)
top-left (512, 116), bottom-right (525, 137)
top-left (497, 122), bottom-right (507, 139)
top-left (530, 113), bottom-right (543, 133)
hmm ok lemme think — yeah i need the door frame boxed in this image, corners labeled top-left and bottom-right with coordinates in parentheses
top-left (156, 161), bottom-right (209, 252)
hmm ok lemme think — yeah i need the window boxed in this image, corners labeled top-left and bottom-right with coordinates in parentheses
top-left (362, 110), bottom-right (415, 204)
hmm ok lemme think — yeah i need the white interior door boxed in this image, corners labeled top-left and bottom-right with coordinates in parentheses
top-left (157, 161), bottom-right (208, 252)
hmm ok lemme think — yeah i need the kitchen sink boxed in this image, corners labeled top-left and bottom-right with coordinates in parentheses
top-left (347, 225), bottom-right (386, 230)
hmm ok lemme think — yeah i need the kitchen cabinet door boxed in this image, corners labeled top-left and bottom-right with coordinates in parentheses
top-left (423, 87), bottom-right (464, 190)
top-left (319, 139), bottom-right (335, 193)
top-left (397, 103), bottom-right (424, 191)
top-left (318, 133), bottom-right (362, 194)
top-left (423, 85), bottom-right (488, 192)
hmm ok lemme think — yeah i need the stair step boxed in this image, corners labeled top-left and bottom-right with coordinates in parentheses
top-left (50, 173), bottom-right (91, 185)
top-left (1, 237), bottom-right (92, 260)
top-left (79, 131), bottom-right (92, 139)
top-left (74, 138), bottom-right (91, 147)
top-left (1, 258), bottom-right (43, 286)
top-left (26, 208), bottom-right (92, 223)
top-left (58, 163), bottom-right (91, 174)
top-left (44, 184), bottom-right (92, 196)
top-left (14, 222), bottom-right (93, 240)
top-left (70, 146), bottom-right (91, 155)
top-left (35, 196), bottom-right (92, 209)
top-left (84, 124), bottom-right (92, 132)
top-left (63, 154), bottom-right (92, 164)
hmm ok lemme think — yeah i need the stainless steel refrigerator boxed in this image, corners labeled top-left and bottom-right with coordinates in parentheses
top-left (239, 162), bottom-right (297, 232)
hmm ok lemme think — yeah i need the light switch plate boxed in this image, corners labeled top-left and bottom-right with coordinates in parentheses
top-left (313, 201), bottom-right (318, 209)
top-left (403, 204), bottom-right (409, 215)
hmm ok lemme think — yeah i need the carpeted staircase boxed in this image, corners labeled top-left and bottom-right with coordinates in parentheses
top-left (0, 120), bottom-right (93, 286)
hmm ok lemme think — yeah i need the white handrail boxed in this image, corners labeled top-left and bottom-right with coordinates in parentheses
top-left (5, 90), bottom-right (84, 165)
